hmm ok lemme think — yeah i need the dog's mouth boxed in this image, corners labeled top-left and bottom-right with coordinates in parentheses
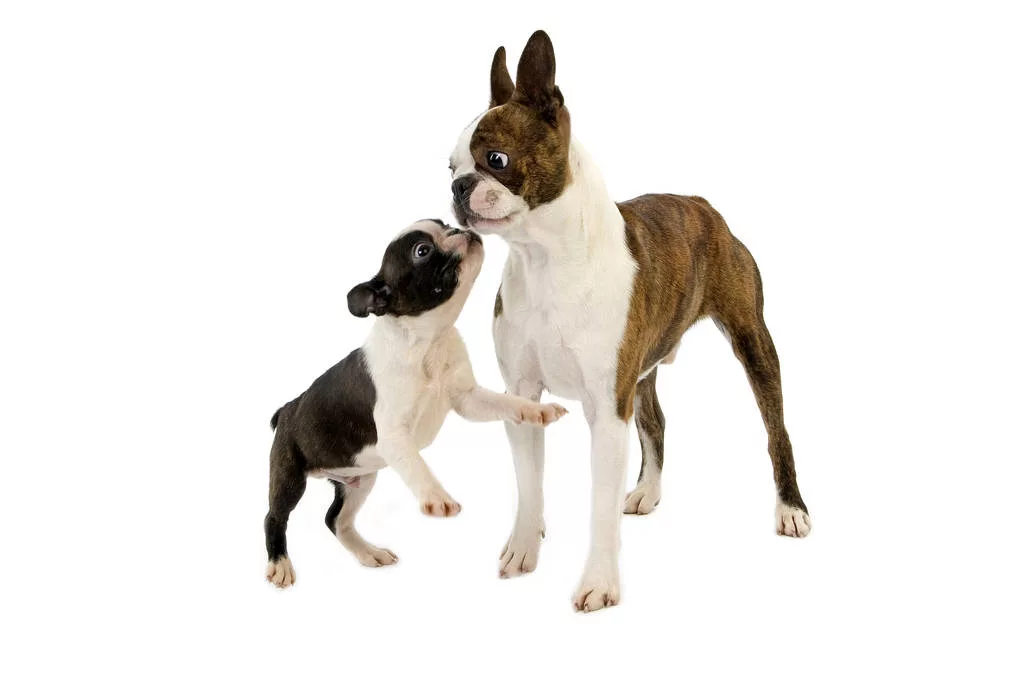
top-left (466, 211), bottom-right (519, 233)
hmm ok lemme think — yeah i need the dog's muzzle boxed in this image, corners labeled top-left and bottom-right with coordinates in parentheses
top-left (451, 175), bottom-right (479, 209)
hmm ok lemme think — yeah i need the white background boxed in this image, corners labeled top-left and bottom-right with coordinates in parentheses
top-left (2, 1), bottom-right (1021, 681)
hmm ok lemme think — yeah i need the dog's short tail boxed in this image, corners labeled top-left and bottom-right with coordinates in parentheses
top-left (270, 407), bottom-right (283, 430)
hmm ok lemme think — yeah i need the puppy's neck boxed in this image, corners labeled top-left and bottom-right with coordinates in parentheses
top-left (370, 313), bottom-right (452, 348)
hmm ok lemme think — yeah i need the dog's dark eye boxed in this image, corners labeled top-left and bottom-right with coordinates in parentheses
top-left (487, 151), bottom-right (509, 170)
top-left (412, 241), bottom-right (433, 263)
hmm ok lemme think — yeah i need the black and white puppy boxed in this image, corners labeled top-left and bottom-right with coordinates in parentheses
top-left (264, 219), bottom-right (567, 588)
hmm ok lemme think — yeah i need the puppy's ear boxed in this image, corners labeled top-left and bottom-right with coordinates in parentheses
top-left (514, 30), bottom-right (563, 122)
top-left (347, 282), bottom-right (391, 317)
top-left (490, 46), bottom-right (515, 108)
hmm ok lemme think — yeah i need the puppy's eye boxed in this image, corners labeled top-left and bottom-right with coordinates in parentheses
top-left (412, 241), bottom-right (434, 263)
top-left (487, 151), bottom-right (509, 170)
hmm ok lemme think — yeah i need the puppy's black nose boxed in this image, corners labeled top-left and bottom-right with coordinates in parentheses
top-left (451, 176), bottom-right (475, 206)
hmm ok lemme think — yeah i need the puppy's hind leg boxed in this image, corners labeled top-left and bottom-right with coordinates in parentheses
top-left (325, 473), bottom-right (397, 568)
top-left (265, 437), bottom-right (306, 588)
top-left (624, 368), bottom-right (664, 515)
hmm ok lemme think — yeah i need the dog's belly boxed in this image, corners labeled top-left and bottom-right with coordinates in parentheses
top-left (310, 447), bottom-right (387, 481)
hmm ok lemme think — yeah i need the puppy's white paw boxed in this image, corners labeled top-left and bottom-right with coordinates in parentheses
top-left (515, 402), bottom-right (568, 426)
top-left (420, 488), bottom-right (461, 518)
top-left (354, 545), bottom-right (399, 568)
top-left (572, 566), bottom-right (621, 613)
top-left (265, 556), bottom-right (296, 588)
top-left (623, 483), bottom-right (661, 515)
top-left (498, 524), bottom-right (545, 578)
top-left (775, 501), bottom-right (812, 538)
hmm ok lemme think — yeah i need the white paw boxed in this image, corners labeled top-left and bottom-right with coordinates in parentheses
top-left (265, 556), bottom-right (296, 588)
top-left (776, 501), bottom-right (812, 538)
top-left (515, 402), bottom-right (568, 426)
top-left (498, 524), bottom-right (545, 578)
top-left (353, 545), bottom-right (399, 568)
top-left (420, 488), bottom-right (461, 517)
top-left (623, 483), bottom-right (661, 515)
top-left (572, 566), bottom-right (621, 613)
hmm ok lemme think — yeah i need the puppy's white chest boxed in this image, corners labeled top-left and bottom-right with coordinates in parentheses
top-left (407, 367), bottom-right (450, 448)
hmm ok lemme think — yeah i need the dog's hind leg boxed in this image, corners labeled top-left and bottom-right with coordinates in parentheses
top-left (712, 241), bottom-right (810, 537)
top-left (325, 473), bottom-right (397, 568)
top-left (624, 367), bottom-right (664, 515)
top-left (264, 437), bottom-right (306, 588)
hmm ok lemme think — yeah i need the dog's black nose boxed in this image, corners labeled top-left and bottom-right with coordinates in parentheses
top-left (451, 176), bottom-right (475, 206)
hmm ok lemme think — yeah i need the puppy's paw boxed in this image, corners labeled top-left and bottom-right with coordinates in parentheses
top-left (515, 402), bottom-right (568, 426)
top-left (354, 545), bottom-right (399, 568)
top-left (498, 523), bottom-right (545, 578)
top-left (420, 488), bottom-right (461, 518)
top-left (572, 566), bottom-right (621, 613)
top-left (623, 482), bottom-right (661, 515)
top-left (775, 501), bottom-right (812, 538)
top-left (265, 556), bottom-right (296, 588)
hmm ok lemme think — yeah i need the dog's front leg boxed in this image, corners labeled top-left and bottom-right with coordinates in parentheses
top-left (498, 378), bottom-right (548, 578)
top-left (376, 433), bottom-right (461, 517)
top-left (573, 398), bottom-right (629, 612)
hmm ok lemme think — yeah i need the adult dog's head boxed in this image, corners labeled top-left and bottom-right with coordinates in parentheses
top-left (448, 30), bottom-right (572, 237)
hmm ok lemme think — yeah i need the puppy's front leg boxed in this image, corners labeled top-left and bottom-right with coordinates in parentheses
top-left (376, 433), bottom-right (461, 517)
top-left (451, 386), bottom-right (567, 425)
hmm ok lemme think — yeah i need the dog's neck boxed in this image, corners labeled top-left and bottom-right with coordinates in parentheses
top-left (503, 139), bottom-right (629, 295)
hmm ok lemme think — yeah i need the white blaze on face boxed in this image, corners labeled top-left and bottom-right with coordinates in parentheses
top-left (449, 114), bottom-right (528, 229)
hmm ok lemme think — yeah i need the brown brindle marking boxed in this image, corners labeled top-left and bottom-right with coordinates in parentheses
top-left (634, 366), bottom-right (665, 480)
top-left (470, 35), bottom-right (572, 208)
top-left (615, 194), bottom-right (807, 511)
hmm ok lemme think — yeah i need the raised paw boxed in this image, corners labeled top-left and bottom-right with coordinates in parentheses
top-left (572, 568), bottom-right (621, 613)
top-left (265, 556), bottom-right (296, 588)
top-left (420, 488), bottom-right (461, 518)
top-left (515, 402), bottom-right (568, 426)
top-left (498, 524), bottom-right (544, 578)
top-left (623, 483), bottom-right (661, 515)
top-left (775, 501), bottom-right (812, 538)
top-left (354, 545), bottom-right (399, 568)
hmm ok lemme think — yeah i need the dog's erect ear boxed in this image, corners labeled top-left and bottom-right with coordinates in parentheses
top-left (489, 46), bottom-right (515, 108)
top-left (347, 281), bottom-right (391, 317)
top-left (514, 30), bottom-right (563, 121)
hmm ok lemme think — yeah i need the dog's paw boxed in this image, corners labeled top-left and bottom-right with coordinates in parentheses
top-left (515, 402), bottom-right (568, 426)
top-left (265, 556), bottom-right (296, 588)
top-left (354, 545), bottom-right (399, 568)
top-left (420, 488), bottom-right (461, 518)
top-left (623, 482), bottom-right (661, 515)
top-left (572, 566), bottom-right (621, 613)
top-left (775, 501), bottom-right (812, 538)
top-left (498, 523), bottom-right (545, 578)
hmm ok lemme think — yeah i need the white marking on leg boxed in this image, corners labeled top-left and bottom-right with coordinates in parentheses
top-left (775, 497), bottom-right (812, 538)
top-left (573, 406), bottom-right (627, 612)
top-left (265, 556), bottom-right (296, 588)
top-left (499, 411), bottom-right (546, 578)
top-left (624, 429), bottom-right (662, 515)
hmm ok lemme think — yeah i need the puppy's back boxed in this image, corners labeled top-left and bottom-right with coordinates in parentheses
top-left (270, 348), bottom-right (379, 471)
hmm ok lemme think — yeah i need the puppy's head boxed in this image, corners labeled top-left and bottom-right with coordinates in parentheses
top-left (347, 219), bottom-right (483, 322)
top-left (448, 30), bottom-right (572, 236)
